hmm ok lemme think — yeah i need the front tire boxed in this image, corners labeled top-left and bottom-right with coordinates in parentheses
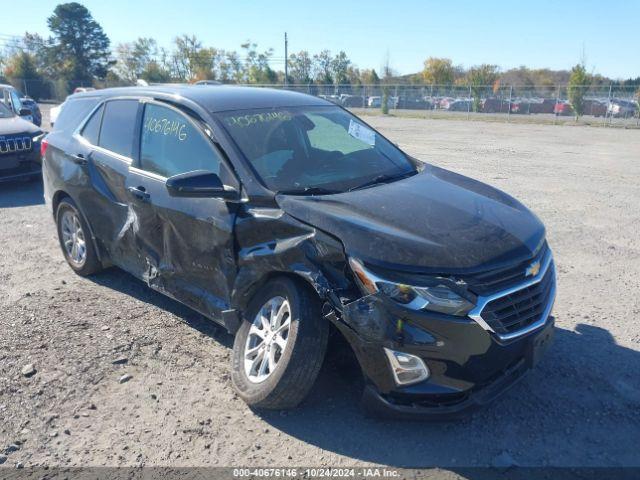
top-left (231, 277), bottom-right (329, 410)
top-left (56, 198), bottom-right (102, 276)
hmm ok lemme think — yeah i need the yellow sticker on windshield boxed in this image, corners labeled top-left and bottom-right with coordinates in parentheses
top-left (224, 111), bottom-right (292, 128)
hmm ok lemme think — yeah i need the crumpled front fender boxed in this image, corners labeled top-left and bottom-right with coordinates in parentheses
top-left (231, 206), bottom-right (352, 323)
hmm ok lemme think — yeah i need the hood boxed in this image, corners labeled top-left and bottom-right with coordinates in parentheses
top-left (277, 165), bottom-right (545, 273)
top-left (0, 115), bottom-right (40, 136)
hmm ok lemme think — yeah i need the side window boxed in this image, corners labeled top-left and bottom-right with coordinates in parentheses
top-left (81, 105), bottom-right (104, 145)
top-left (10, 90), bottom-right (23, 113)
top-left (99, 100), bottom-right (139, 158)
top-left (140, 103), bottom-right (221, 178)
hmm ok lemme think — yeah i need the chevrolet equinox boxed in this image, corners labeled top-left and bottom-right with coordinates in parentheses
top-left (42, 86), bottom-right (556, 418)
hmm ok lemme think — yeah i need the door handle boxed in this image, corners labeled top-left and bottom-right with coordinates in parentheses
top-left (71, 153), bottom-right (89, 166)
top-left (127, 186), bottom-right (150, 201)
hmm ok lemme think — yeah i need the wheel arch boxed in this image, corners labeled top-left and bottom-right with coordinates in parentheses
top-left (52, 190), bottom-right (105, 263)
top-left (233, 270), bottom-right (326, 318)
top-left (51, 189), bottom-right (71, 218)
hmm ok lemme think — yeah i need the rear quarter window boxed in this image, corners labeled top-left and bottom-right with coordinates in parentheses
top-left (80, 104), bottom-right (104, 145)
top-left (98, 100), bottom-right (139, 158)
top-left (53, 97), bottom-right (101, 134)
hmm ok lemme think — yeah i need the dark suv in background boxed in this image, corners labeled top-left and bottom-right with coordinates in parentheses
top-left (0, 101), bottom-right (44, 183)
top-left (42, 85), bottom-right (555, 418)
top-left (19, 96), bottom-right (42, 126)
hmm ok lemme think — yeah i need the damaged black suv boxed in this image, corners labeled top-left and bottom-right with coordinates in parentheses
top-left (43, 86), bottom-right (555, 418)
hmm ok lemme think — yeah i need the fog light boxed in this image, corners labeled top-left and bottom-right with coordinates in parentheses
top-left (383, 348), bottom-right (430, 386)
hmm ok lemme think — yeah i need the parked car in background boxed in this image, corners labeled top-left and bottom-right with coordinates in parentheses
top-left (20, 96), bottom-right (42, 126)
top-left (73, 87), bottom-right (96, 94)
top-left (447, 99), bottom-right (472, 112)
top-left (1, 84), bottom-right (35, 123)
top-left (0, 101), bottom-right (44, 183)
top-left (367, 96), bottom-right (398, 109)
top-left (397, 97), bottom-right (433, 110)
top-left (527, 98), bottom-right (556, 114)
top-left (553, 101), bottom-right (573, 116)
top-left (482, 97), bottom-right (509, 113)
top-left (438, 97), bottom-right (458, 110)
top-left (340, 94), bottom-right (366, 107)
top-left (43, 85), bottom-right (555, 418)
top-left (607, 99), bottom-right (638, 118)
top-left (583, 99), bottom-right (607, 117)
top-left (367, 96), bottom-right (382, 108)
top-left (318, 94), bottom-right (341, 105)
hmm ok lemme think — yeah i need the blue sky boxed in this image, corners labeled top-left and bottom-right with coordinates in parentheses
top-left (5, 0), bottom-right (640, 79)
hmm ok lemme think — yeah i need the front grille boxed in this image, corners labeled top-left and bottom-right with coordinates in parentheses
top-left (0, 136), bottom-right (33, 155)
top-left (479, 262), bottom-right (555, 335)
top-left (463, 243), bottom-right (548, 296)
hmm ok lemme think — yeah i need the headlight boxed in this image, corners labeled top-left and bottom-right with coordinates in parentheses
top-left (348, 257), bottom-right (474, 316)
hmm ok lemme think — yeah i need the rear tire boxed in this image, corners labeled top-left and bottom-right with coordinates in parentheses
top-left (231, 277), bottom-right (329, 409)
top-left (56, 198), bottom-right (102, 276)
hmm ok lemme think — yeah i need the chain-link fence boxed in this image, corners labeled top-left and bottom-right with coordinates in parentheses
top-left (6, 77), bottom-right (640, 127)
top-left (273, 83), bottom-right (640, 127)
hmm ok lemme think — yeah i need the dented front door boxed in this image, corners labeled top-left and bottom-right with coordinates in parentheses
top-left (125, 101), bottom-right (238, 321)
top-left (125, 167), bottom-right (237, 320)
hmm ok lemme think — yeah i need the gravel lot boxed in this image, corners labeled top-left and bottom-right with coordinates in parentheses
top-left (1, 107), bottom-right (640, 469)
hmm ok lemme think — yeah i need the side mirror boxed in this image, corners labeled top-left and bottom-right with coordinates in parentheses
top-left (19, 107), bottom-right (32, 117)
top-left (166, 170), bottom-right (239, 200)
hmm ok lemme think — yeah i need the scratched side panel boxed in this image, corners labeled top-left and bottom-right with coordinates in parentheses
top-left (79, 150), bottom-right (142, 272)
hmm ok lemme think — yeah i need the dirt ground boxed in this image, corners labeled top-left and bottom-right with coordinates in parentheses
top-left (1, 107), bottom-right (640, 469)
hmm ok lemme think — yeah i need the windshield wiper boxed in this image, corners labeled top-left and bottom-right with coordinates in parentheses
top-left (348, 170), bottom-right (417, 192)
top-left (277, 186), bottom-right (342, 196)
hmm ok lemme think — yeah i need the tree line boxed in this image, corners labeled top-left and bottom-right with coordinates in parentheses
top-left (0, 2), bottom-right (384, 99)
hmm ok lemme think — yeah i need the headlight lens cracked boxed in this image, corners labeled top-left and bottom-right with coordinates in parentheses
top-left (349, 257), bottom-right (474, 316)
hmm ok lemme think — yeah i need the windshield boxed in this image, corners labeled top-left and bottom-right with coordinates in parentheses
top-left (0, 101), bottom-right (15, 119)
top-left (217, 106), bottom-right (416, 193)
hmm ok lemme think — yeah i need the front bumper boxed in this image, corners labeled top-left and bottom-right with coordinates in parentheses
top-left (361, 320), bottom-right (554, 420)
top-left (333, 260), bottom-right (556, 420)
top-left (0, 147), bottom-right (42, 183)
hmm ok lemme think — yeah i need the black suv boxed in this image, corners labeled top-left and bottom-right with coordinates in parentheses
top-left (43, 86), bottom-right (555, 418)
top-left (0, 101), bottom-right (44, 183)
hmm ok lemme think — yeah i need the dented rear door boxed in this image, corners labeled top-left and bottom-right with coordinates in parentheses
top-left (73, 99), bottom-right (144, 273)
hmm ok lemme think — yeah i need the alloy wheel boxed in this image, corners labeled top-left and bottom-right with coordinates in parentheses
top-left (61, 210), bottom-right (87, 267)
top-left (244, 296), bottom-right (291, 383)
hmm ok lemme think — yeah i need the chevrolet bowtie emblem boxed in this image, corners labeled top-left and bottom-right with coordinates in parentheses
top-left (526, 261), bottom-right (541, 277)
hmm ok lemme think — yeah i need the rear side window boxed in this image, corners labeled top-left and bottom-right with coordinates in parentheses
top-left (53, 97), bottom-right (100, 133)
top-left (81, 105), bottom-right (103, 145)
top-left (99, 100), bottom-right (139, 158)
top-left (139, 103), bottom-right (221, 178)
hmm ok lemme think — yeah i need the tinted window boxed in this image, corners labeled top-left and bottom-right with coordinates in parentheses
top-left (54, 97), bottom-right (101, 134)
top-left (99, 100), bottom-right (139, 158)
top-left (140, 103), bottom-right (221, 178)
top-left (81, 105), bottom-right (103, 145)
